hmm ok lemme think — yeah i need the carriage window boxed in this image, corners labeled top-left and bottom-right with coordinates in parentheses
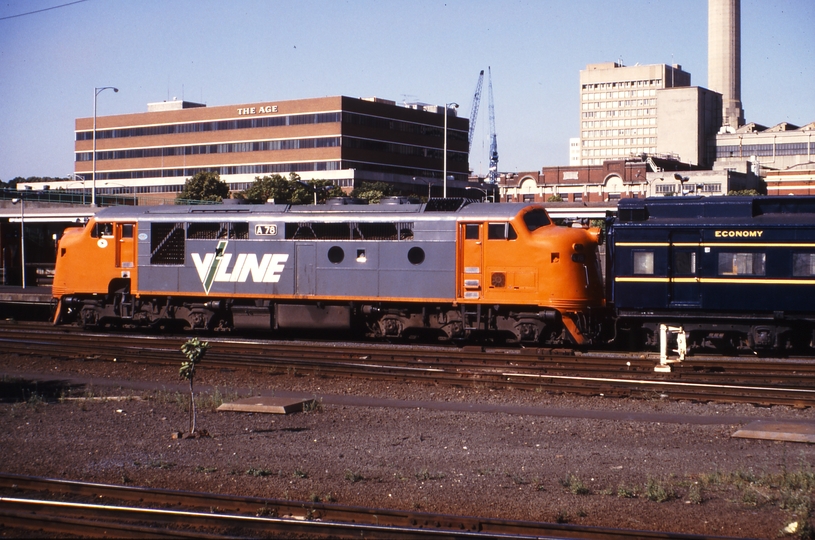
top-left (718, 252), bottom-right (765, 276)
top-left (633, 251), bottom-right (654, 275)
top-left (793, 253), bottom-right (815, 276)
top-left (488, 223), bottom-right (517, 240)
top-left (91, 222), bottom-right (114, 238)
top-left (674, 251), bottom-right (696, 275)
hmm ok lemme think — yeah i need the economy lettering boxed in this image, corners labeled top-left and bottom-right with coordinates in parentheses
top-left (714, 230), bottom-right (764, 238)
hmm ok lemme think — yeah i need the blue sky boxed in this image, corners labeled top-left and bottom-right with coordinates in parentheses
top-left (1, 0), bottom-right (813, 181)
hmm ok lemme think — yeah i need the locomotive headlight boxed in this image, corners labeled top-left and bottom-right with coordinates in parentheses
top-left (572, 243), bottom-right (584, 252)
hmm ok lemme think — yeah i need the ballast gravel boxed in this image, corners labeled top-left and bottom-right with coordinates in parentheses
top-left (1, 352), bottom-right (814, 538)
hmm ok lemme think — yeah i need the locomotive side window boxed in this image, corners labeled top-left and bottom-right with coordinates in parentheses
top-left (407, 247), bottom-right (425, 265)
top-left (792, 253), bottom-right (815, 276)
top-left (673, 251), bottom-right (696, 274)
top-left (487, 223), bottom-right (517, 240)
top-left (465, 224), bottom-right (480, 240)
top-left (91, 222), bottom-right (114, 238)
top-left (718, 252), bottom-right (765, 276)
top-left (633, 251), bottom-right (654, 274)
top-left (522, 209), bottom-right (550, 231)
top-left (327, 246), bottom-right (344, 264)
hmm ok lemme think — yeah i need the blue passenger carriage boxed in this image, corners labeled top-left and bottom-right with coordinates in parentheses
top-left (608, 196), bottom-right (815, 352)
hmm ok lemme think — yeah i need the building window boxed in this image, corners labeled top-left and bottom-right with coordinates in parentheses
top-left (655, 184), bottom-right (676, 194)
top-left (573, 193), bottom-right (582, 202)
top-left (522, 194), bottom-right (535, 202)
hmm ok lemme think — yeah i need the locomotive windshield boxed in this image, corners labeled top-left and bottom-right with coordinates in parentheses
top-left (522, 209), bottom-right (550, 231)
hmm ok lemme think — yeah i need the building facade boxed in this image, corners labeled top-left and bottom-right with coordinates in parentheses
top-left (579, 62), bottom-right (692, 166)
top-left (22, 96), bottom-right (471, 200)
top-left (499, 157), bottom-right (762, 204)
top-left (714, 121), bottom-right (815, 195)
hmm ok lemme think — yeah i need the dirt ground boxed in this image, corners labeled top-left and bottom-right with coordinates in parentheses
top-left (1, 352), bottom-right (814, 539)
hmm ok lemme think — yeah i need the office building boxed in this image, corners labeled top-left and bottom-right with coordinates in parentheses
top-left (579, 62), bottom-right (692, 166)
top-left (23, 96), bottom-right (470, 200)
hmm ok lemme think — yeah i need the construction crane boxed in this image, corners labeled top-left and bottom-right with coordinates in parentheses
top-left (487, 66), bottom-right (499, 184)
top-left (467, 70), bottom-right (484, 155)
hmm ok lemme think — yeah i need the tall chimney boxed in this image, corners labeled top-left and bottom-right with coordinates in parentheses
top-left (708, 0), bottom-right (744, 129)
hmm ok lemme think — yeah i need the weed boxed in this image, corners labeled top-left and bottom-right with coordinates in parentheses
top-left (148, 460), bottom-right (175, 470)
top-left (293, 469), bottom-right (308, 479)
top-left (555, 510), bottom-right (570, 524)
top-left (617, 484), bottom-right (637, 498)
top-left (195, 466), bottom-right (218, 474)
top-left (256, 506), bottom-right (277, 517)
top-left (507, 472), bottom-right (530, 486)
top-left (303, 399), bottom-right (323, 414)
top-left (644, 477), bottom-right (673, 503)
top-left (26, 392), bottom-right (46, 410)
top-left (686, 482), bottom-right (704, 505)
top-left (246, 468), bottom-right (275, 477)
top-left (560, 473), bottom-right (590, 495)
top-left (345, 470), bottom-right (364, 483)
top-left (196, 387), bottom-right (235, 411)
top-left (415, 468), bottom-right (446, 482)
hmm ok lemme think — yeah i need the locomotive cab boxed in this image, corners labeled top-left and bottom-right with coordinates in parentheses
top-left (455, 205), bottom-right (605, 345)
top-left (52, 216), bottom-right (138, 326)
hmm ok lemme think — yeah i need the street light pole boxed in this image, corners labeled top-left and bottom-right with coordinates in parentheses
top-left (443, 102), bottom-right (459, 198)
top-left (11, 198), bottom-right (25, 289)
top-left (93, 86), bottom-right (118, 207)
top-left (67, 173), bottom-right (86, 204)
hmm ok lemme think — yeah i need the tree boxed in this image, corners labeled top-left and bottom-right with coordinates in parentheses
top-left (242, 174), bottom-right (296, 203)
top-left (180, 337), bottom-right (209, 436)
top-left (241, 173), bottom-right (343, 204)
top-left (177, 171), bottom-right (230, 202)
top-left (351, 181), bottom-right (397, 204)
top-left (547, 194), bottom-right (564, 202)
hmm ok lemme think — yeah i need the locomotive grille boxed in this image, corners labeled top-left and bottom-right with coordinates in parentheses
top-left (150, 223), bottom-right (185, 265)
top-left (491, 272), bottom-right (506, 288)
top-left (285, 222), bottom-right (414, 241)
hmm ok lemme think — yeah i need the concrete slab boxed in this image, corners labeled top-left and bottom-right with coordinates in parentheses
top-left (732, 421), bottom-right (815, 444)
top-left (217, 396), bottom-right (315, 415)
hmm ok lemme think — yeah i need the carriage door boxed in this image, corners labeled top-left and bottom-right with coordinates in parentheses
top-left (458, 223), bottom-right (483, 300)
top-left (115, 223), bottom-right (136, 275)
top-left (669, 231), bottom-right (701, 306)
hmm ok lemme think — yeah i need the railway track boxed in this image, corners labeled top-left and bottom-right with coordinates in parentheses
top-left (0, 473), bottom-right (742, 539)
top-left (1, 322), bottom-right (815, 407)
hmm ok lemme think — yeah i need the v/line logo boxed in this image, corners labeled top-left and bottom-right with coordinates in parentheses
top-left (192, 240), bottom-right (289, 294)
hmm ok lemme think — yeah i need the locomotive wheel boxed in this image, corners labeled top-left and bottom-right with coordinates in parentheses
top-left (80, 306), bottom-right (101, 329)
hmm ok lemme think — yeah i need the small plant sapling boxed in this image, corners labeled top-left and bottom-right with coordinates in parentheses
top-left (180, 337), bottom-right (209, 436)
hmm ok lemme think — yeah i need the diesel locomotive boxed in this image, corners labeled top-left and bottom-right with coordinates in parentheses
top-left (51, 198), bottom-right (606, 345)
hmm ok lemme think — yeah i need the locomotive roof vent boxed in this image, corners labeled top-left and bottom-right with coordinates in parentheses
top-left (326, 197), bottom-right (368, 206)
top-left (379, 196), bottom-right (420, 205)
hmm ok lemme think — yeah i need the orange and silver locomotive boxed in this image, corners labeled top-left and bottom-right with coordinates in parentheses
top-left (52, 198), bottom-right (605, 344)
